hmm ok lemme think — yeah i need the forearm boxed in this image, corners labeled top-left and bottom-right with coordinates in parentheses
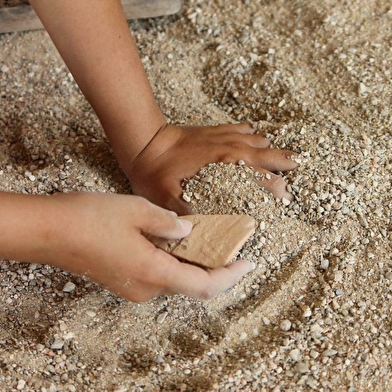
top-left (0, 191), bottom-right (58, 263)
top-left (28, 0), bottom-right (166, 167)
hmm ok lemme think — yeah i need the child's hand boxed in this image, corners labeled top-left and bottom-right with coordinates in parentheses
top-left (43, 192), bottom-right (253, 301)
top-left (128, 123), bottom-right (298, 214)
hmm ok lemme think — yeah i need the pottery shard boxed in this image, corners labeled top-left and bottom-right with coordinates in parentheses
top-left (152, 214), bottom-right (255, 269)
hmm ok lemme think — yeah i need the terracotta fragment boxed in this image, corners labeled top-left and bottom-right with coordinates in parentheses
top-left (151, 214), bottom-right (255, 269)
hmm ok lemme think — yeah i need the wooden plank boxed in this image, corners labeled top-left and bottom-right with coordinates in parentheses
top-left (121, 0), bottom-right (182, 19)
top-left (0, 0), bottom-right (183, 34)
top-left (0, 4), bottom-right (40, 33)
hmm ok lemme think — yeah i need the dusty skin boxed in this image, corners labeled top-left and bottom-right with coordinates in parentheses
top-left (1, 0), bottom-right (392, 391)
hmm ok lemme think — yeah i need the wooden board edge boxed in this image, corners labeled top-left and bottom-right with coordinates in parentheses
top-left (0, 0), bottom-right (183, 34)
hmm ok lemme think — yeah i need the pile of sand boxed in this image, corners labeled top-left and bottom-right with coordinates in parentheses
top-left (0, 0), bottom-right (391, 390)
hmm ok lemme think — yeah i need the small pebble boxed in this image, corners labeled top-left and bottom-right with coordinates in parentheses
top-left (323, 349), bottom-right (338, 357)
top-left (114, 387), bottom-right (128, 392)
top-left (16, 380), bottom-right (25, 391)
top-left (262, 317), bottom-right (271, 326)
top-left (239, 332), bottom-right (248, 340)
top-left (247, 201), bottom-right (255, 209)
top-left (346, 183), bottom-right (356, 192)
top-left (302, 307), bottom-right (312, 318)
top-left (280, 319), bottom-right (292, 331)
top-left (359, 82), bottom-right (368, 94)
top-left (289, 349), bottom-right (302, 362)
top-left (63, 281), bottom-right (76, 293)
top-left (320, 259), bottom-right (330, 270)
top-left (51, 337), bottom-right (65, 350)
top-left (295, 362), bottom-right (309, 373)
top-left (86, 310), bottom-right (96, 318)
top-left (182, 193), bottom-right (191, 202)
top-left (201, 176), bottom-right (213, 183)
top-left (157, 311), bottom-right (168, 324)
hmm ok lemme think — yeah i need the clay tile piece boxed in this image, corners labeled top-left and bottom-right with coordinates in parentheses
top-left (152, 214), bottom-right (255, 269)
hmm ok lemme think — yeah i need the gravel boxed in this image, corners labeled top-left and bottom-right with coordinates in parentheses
top-left (1, 0), bottom-right (392, 390)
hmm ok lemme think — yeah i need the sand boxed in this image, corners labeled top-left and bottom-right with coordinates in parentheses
top-left (0, 0), bottom-right (391, 391)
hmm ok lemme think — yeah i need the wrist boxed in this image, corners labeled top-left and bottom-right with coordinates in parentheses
top-left (104, 110), bottom-right (168, 172)
top-left (126, 123), bottom-right (182, 178)
top-left (0, 192), bottom-right (59, 265)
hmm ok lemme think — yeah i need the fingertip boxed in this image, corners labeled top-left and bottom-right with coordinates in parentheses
top-left (169, 210), bottom-right (178, 218)
top-left (285, 153), bottom-right (302, 169)
top-left (178, 218), bottom-right (193, 234)
top-left (221, 122), bottom-right (255, 134)
top-left (243, 121), bottom-right (255, 129)
top-left (279, 192), bottom-right (294, 203)
top-left (264, 138), bottom-right (272, 147)
top-left (227, 259), bottom-right (256, 277)
top-left (242, 260), bottom-right (256, 273)
top-left (240, 122), bottom-right (256, 134)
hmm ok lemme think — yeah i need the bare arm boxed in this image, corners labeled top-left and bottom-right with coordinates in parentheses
top-left (29, 0), bottom-right (166, 165)
top-left (0, 191), bottom-right (254, 301)
top-left (0, 191), bottom-right (54, 262)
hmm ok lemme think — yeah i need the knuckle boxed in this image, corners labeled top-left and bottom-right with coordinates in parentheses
top-left (239, 123), bottom-right (253, 132)
top-left (216, 149), bottom-right (238, 163)
top-left (197, 284), bottom-right (217, 300)
top-left (226, 141), bottom-right (244, 150)
top-left (154, 207), bottom-right (177, 231)
top-left (270, 176), bottom-right (287, 188)
top-left (255, 134), bottom-right (269, 143)
top-left (133, 195), bottom-right (153, 214)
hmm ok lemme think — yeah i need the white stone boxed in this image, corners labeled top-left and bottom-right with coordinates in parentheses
top-left (302, 307), bottom-right (312, 318)
top-left (16, 380), bottom-right (25, 390)
top-left (63, 281), bottom-right (76, 292)
top-left (289, 349), bottom-right (302, 362)
top-left (280, 319), bottom-right (292, 331)
top-left (51, 337), bottom-right (64, 350)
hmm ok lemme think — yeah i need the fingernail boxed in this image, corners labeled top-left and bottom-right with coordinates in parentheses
top-left (178, 218), bottom-right (193, 232)
top-left (170, 211), bottom-right (178, 217)
top-left (242, 261), bottom-right (256, 273)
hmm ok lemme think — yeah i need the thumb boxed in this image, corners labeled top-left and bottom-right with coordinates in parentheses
top-left (139, 200), bottom-right (192, 240)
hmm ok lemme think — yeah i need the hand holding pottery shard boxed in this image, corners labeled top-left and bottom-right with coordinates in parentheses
top-left (151, 214), bottom-right (255, 268)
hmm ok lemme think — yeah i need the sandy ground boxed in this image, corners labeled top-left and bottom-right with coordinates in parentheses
top-left (1, 0), bottom-right (392, 391)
